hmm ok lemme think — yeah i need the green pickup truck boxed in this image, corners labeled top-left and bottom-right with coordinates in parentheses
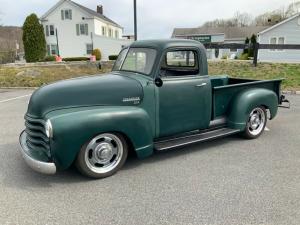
top-left (19, 39), bottom-right (288, 178)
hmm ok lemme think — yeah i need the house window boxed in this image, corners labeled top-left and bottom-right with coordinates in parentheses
top-left (49, 25), bottom-right (55, 36)
top-left (86, 44), bottom-right (93, 55)
top-left (115, 30), bottom-right (119, 39)
top-left (108, 28), bottom-right (112, 37)
top-left (278, 37), bottom-right (285, 45)
top-left (270, 37), bottom-right (277, 44)
top-left (47, 44), bottom-right (58, 55)
top-left (270, 37), bottom-right (285, 51)
top-left (270, 37), bottom-right (277, 51)
top-left (76, 24), bottom-right (88, 36)
top-left (102, 26), bottom-right (106, 36)
top-left (45, 25), bottom-right (55, 36)
top-left (61, 9), bottom-right (72, 20)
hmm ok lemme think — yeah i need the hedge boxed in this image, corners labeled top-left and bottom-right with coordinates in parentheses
top-left (109, 55), bottom-right (118, 60)
top-left (63, 57), bottom-right (90, 62)
top-left (41, 55), bottom-right (56, 62)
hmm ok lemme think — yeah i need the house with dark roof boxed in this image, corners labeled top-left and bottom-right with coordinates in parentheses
top-left (172, 26), bottom-right (269, 59)
top-left (40, 0), bottom-right (132, 59)
top-left (257, 13), bottom-right (300, 62)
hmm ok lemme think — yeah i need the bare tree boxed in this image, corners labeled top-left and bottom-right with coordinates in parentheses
top-left (200, 1), bottom-right (299, 29)
top-left (233, 11), bottom-right (253, 27)
top-left (254, 8), bottom-right (287, 26)
top-left (285, 1), bottom-right (300, 17)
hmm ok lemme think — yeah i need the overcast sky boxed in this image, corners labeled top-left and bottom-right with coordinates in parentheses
top-left (0, 0), bottom-right (296, 39)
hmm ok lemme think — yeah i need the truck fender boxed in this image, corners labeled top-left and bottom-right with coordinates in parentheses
top-left (227, 88), bottom-right (278, 130)
top-left (48, 107), bottom-right (154, 170)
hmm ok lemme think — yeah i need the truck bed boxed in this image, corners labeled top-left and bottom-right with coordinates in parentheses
top-left (210, 75), bottom-right (283, 119)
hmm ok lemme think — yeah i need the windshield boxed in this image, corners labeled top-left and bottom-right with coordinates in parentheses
top-left (113, 48), bottom-right (157, 75)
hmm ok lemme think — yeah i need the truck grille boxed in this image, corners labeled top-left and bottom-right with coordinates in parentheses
top-left (25, 116), bottom-right (50, 158)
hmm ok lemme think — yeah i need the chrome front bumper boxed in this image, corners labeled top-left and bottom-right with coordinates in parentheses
top-left (19, 131), bottom-right (56, 175)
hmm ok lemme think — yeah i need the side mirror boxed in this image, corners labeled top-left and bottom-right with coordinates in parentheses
top-left (154, 78), bottom-right (163, 87)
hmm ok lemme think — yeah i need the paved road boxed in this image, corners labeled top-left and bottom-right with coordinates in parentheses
top-left (0, 89), bottom-right (299, 225)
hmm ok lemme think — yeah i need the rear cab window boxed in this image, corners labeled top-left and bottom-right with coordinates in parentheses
top-left (161, 50), bottom-right (199, 77)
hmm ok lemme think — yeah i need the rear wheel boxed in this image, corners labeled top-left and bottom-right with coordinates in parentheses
top-left (75, 133), bottom-right (128, 178)
top-left (243, 106), bottom-right (267, 139)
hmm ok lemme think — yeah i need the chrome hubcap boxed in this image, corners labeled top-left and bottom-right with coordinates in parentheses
top-left (84, 133), bottom-right (123, 174)
top-left (247, 108), bottom-right (266, 136)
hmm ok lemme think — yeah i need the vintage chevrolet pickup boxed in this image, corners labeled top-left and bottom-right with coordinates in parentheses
top-left (19, 39), bottom-right (289, 178)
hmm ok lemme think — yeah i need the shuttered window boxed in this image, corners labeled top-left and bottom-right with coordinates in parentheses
top-left (45, 25), bottom-right (55, 36)
top-left (51, 45), bottom-right (58, 55)
top-left (47, 44), bottom-right (58, 55)
top-left (115, 30), bottom-right (119, 39)
top-left (102, 26), bottom-right (106, 36)
top-left (61, 10), bottom-right (64, 20)
top-left (86, 44), bottom-right (93, 54)
top-left (49, 25), bottom-right (55, 36)
top-left (76, 24), bottom-right (89, 36)
top-left (61, 9), bottom-right (72, 20)
top-left (85, 24), bottom-right (88, 35)
top-left (45, 25), bottom-right (49, 36)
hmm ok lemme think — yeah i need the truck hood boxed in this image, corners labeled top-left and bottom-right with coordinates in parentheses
top-left (27, 73), bottom-right (144, 118)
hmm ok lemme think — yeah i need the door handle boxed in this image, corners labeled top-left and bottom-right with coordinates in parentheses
top-left (195, 82), bottom-right (207, 87)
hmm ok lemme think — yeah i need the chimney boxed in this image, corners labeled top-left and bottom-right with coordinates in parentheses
top-left (97, 5), bottom-right (103, 14)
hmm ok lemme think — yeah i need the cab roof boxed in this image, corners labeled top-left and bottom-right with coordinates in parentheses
top-left (129, 39), bottom-right (206, 51)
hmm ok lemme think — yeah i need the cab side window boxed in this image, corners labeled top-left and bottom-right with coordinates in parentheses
top-left (161, 50), bottom-right (199, 77)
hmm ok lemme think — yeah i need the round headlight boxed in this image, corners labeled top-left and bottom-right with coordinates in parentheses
top-left (45, 119), bottom-right (53, 138)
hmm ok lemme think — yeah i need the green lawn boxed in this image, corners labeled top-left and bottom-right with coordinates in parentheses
top-left (0, 61), bottom-right (299, 90)
top-left (0, 63), bottom-right (110, 87)
top-left (208, 61), bottom-right (300, 90)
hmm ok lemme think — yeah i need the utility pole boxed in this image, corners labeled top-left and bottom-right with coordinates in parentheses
top-left (91, 32), bottom-right (94, 51)
top-left (55, 28), bottom-right (60, 56)
top-left (134, 0), bottom-right (137, 41)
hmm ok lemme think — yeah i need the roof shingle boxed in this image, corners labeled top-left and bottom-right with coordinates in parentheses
top-left (172, 26), bottom-right (270, 40)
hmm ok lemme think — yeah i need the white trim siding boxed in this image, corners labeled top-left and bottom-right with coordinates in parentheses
top-left (258, 13), bottom-right (300, 62)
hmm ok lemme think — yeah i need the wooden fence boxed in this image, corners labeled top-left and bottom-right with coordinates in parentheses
top-left (203, 43), bottom-right (300, 66)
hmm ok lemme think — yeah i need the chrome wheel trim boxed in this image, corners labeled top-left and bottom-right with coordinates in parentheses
top-left (247, 107), bottom-right (266, 136)
top-left (84, 133), bottom-right (123, 174)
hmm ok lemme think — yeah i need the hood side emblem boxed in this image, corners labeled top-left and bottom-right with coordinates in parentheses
top-left (122, 97), bottom-right (140, 105)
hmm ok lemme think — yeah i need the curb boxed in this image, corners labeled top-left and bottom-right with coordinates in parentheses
top-left (282, 91), bottom-right (300, 95)
top-left (0, 87), bottom-right (38, 90)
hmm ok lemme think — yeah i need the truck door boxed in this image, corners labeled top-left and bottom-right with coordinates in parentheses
top-left (157, 49), bottom-right (212, 137)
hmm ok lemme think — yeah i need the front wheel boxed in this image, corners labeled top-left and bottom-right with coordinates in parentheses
top-left (242, 106), bottom-right (267, 139)
top-left (75, 133), bottom-right (128, 179)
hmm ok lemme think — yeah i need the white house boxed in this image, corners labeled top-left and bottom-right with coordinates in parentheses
top-left (172, 26), bottom-right (268, 59)
top-left (40, 0), bottom-right (132, 60)
top-left (258, 13), bottom-right (300, 63)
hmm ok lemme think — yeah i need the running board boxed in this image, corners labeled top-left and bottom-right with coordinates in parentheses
top-left (154, 128), bottom-right (240, 151)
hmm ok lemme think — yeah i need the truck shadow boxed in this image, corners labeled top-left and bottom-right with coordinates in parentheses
top-left (122, 134), bottom-right (242, 171)
top-left (2, 134), bottom-right (244, 189)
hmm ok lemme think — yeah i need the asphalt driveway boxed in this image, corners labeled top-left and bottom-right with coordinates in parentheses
top-left (0, 89), bottom-right (299, 225)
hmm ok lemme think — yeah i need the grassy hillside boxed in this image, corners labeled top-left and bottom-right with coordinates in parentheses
top-left (208, 61), bottom-right (300, 90)
top-left (0, 61), bottom-right (299, 90)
